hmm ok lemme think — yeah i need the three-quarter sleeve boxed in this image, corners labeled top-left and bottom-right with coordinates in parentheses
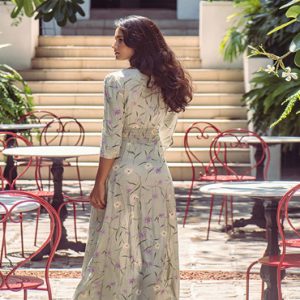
top-left (100, 74), bottom-right (125, 159)
top-left (159, 109), bottom-right (178, 151)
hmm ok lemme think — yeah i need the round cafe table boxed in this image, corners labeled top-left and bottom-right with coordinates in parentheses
top-left (3, 145), bottom-right (100, 252)
top-left (200, 181), bottom-right (300, 300)
top-left (218, 136), bottom-right (300, 229)
top-left (218, 136), bottom-right (300, 180)
top-left (0, 124), bottom-right (46, 132)
top-left (0, 124), bottom-right (47, 188)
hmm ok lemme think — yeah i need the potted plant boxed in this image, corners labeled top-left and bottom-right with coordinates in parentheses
top-left (219, 0), bottom-right (300, 90)
top-left (0, 63), bottom-right (34, 124)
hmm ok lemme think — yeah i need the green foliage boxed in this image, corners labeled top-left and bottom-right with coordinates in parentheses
top-left (220, 0), bottom-right (300, 63)
top-left (7, 0), bottom-right (85, 26)
top-left (35, 0), bottom-right (85, 26)
top-left (0, 64), bottom-right (34, 123)
top-left (242, 70), bottom-right (300, 135)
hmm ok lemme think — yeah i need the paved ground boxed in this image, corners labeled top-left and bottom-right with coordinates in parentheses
top-left (1, 181), bottom-right (300, 299)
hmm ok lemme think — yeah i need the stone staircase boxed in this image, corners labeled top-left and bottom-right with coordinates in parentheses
top-left (20, 35), bottom-right (247, 181)
top-left (61, 9), bottom-right (198, 36)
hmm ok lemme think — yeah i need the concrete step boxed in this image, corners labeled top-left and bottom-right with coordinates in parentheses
top-left (33, 93), bottom-right (243, 106)
top-left (36, 118), bottom-right (247, 133)
top-left (34, 105), bottom-right (246, 119)
top-left (90, 9), bottom-right (177, 20)
top-left (22, 162), bottom-right (252, 181)
top-left (28, 80), bottom-right (244, 93)
top-left (31, 57), bottom-right (201, 69)
top-left (63, 19), bottom-right (198, 29)
top-left (22, 69), bottom-right (243, 81)
top-left (38, 36), bottom-right (199, 47)
top-left (35, 46), bottom-right (199, 58)
top-left (61, 28), bottom-right (199, 36)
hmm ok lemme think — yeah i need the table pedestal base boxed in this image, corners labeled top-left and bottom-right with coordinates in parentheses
top-left (233, 199), bottom-right (266, 229)
top-left (260, 200), bottom-right (285, 300)
top-left (32, 158), bottom-right (86, 261)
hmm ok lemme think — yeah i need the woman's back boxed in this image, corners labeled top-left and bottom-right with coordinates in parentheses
top-left (100, 68), bottom-right (177, 161)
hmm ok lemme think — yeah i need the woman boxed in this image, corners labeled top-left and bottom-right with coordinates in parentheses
top-left (73, 15), bottom-right (192, 300)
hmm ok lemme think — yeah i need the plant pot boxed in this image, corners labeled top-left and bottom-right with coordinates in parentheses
top-left (243, 54), bottom-right (272, 92)
top-left (200, 1), bottom-right (242, 68)
top-left (0, 2), bottom-right (39, 70)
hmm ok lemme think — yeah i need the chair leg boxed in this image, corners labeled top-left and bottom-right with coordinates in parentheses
top-left (34, 207), bottom-right (41, 246)
top-left (20, 213), bottom-right (24, 257)
top-left (48, 166), bottom-right (51, 190)
top-left (183, 180), bottom-right (195, 227)
top-left (224, 196), bottom-right (228, 231)
top-left (23, 289), bottom-right (27, 300)
top-left (0, 222), bottom-right (7, 266)
top-left (206, 195), bottom-right (214, 240)
top-left (76, 163), bottom-right (83, 197)
top-left (277, 267), bottom-right (282, 300)
top-left (246, 260), bottom-right (259, 300)
top-left (218, 196), bottom-right (225, 224)
top-left (260, 280), bottom-right (265, 300)
top-left (230, 196), bottom-right (234, 226)
top-left (73, 202), bottom-right (78, 242)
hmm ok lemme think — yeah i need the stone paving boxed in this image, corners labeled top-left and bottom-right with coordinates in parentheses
top-left (1, 181), bottom-right (300, 299)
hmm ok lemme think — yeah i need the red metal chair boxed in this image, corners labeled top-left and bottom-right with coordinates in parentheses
top-left (52, 116), bottom-right (88, 242)
top-left (18, 110), bottom-right (61, 190)
top-left (183, 121), bottom-right (221, 228)
top-left (0, 190), bottom-right (61, 300)
top-left (246, 183), bottom-right (300, 300)
top-left (19, 113), bottom-right (87, 242)
top-left (0, 132), bottom-right (53, 250)
top-left (208, 128), bottom-right (270, 238)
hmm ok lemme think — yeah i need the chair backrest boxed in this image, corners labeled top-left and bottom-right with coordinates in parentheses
top-left (0, 132), bottom-right (33, 190)
top-left (0, 190), bottom-right (61, 293)
top-left (40, 116), bottom-right (85, 146)
top-left (277, 183), bottom-right (300, 258)
top-left (18, 110), bottom-right (59, 125)
top-left (210, 128), bottom-right (270, 180)
top-left (184, 121), bottom-right (221, 178)
top-left (18, 110), bottom-right (61, 145)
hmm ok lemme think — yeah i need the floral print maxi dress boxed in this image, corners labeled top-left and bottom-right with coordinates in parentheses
top-left (73, 68), bottom-right (179, 300)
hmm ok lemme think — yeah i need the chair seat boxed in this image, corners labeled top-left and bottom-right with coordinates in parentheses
top-left (29, 190), bottom-right (54, 198)
top-left (200, 174), bottom-right (255, 182)
top-left (63, 195), bottom-right (90, 203)
top-left (259, 253), bottom-right (300, 267)
top-left (280, 239), bottom-right (300, 248)
top-left (0, 275), bottom-right (44, 290)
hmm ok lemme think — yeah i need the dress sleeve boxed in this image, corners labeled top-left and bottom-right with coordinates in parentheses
top-left (100, 74), bottom-right (125, 159)
top-left (159, 109), bottom-right (178, 151)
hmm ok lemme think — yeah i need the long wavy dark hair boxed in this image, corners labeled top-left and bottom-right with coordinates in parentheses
top-left (115, 15), bottom-right (193, 113)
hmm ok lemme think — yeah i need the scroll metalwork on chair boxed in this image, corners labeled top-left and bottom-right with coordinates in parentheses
top-left (183, 121), bottom-right (221, 230)
top-left (0, 190), bottom-right (61, 300)
top-left (246, 183), bottom-right (300, 300)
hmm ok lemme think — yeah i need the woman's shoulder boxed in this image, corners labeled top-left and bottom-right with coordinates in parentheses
top-left (105, 68), bottom-right (146, 85)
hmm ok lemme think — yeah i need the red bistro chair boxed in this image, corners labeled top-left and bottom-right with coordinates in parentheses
top-left (52, 116), bottom-right (87, 242)
top-left (208, 128), bottom-right (270, 239)
top-left (0, 190), bottom-right (61, 300)
top-left (0, 132), bottom-right (53, 250)
top-left (183, 121), bottom-right (221, 228)
top-left (246, 183), bottom-right (300, 300)
top-left (19, 113), bottom-right (87, 242)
